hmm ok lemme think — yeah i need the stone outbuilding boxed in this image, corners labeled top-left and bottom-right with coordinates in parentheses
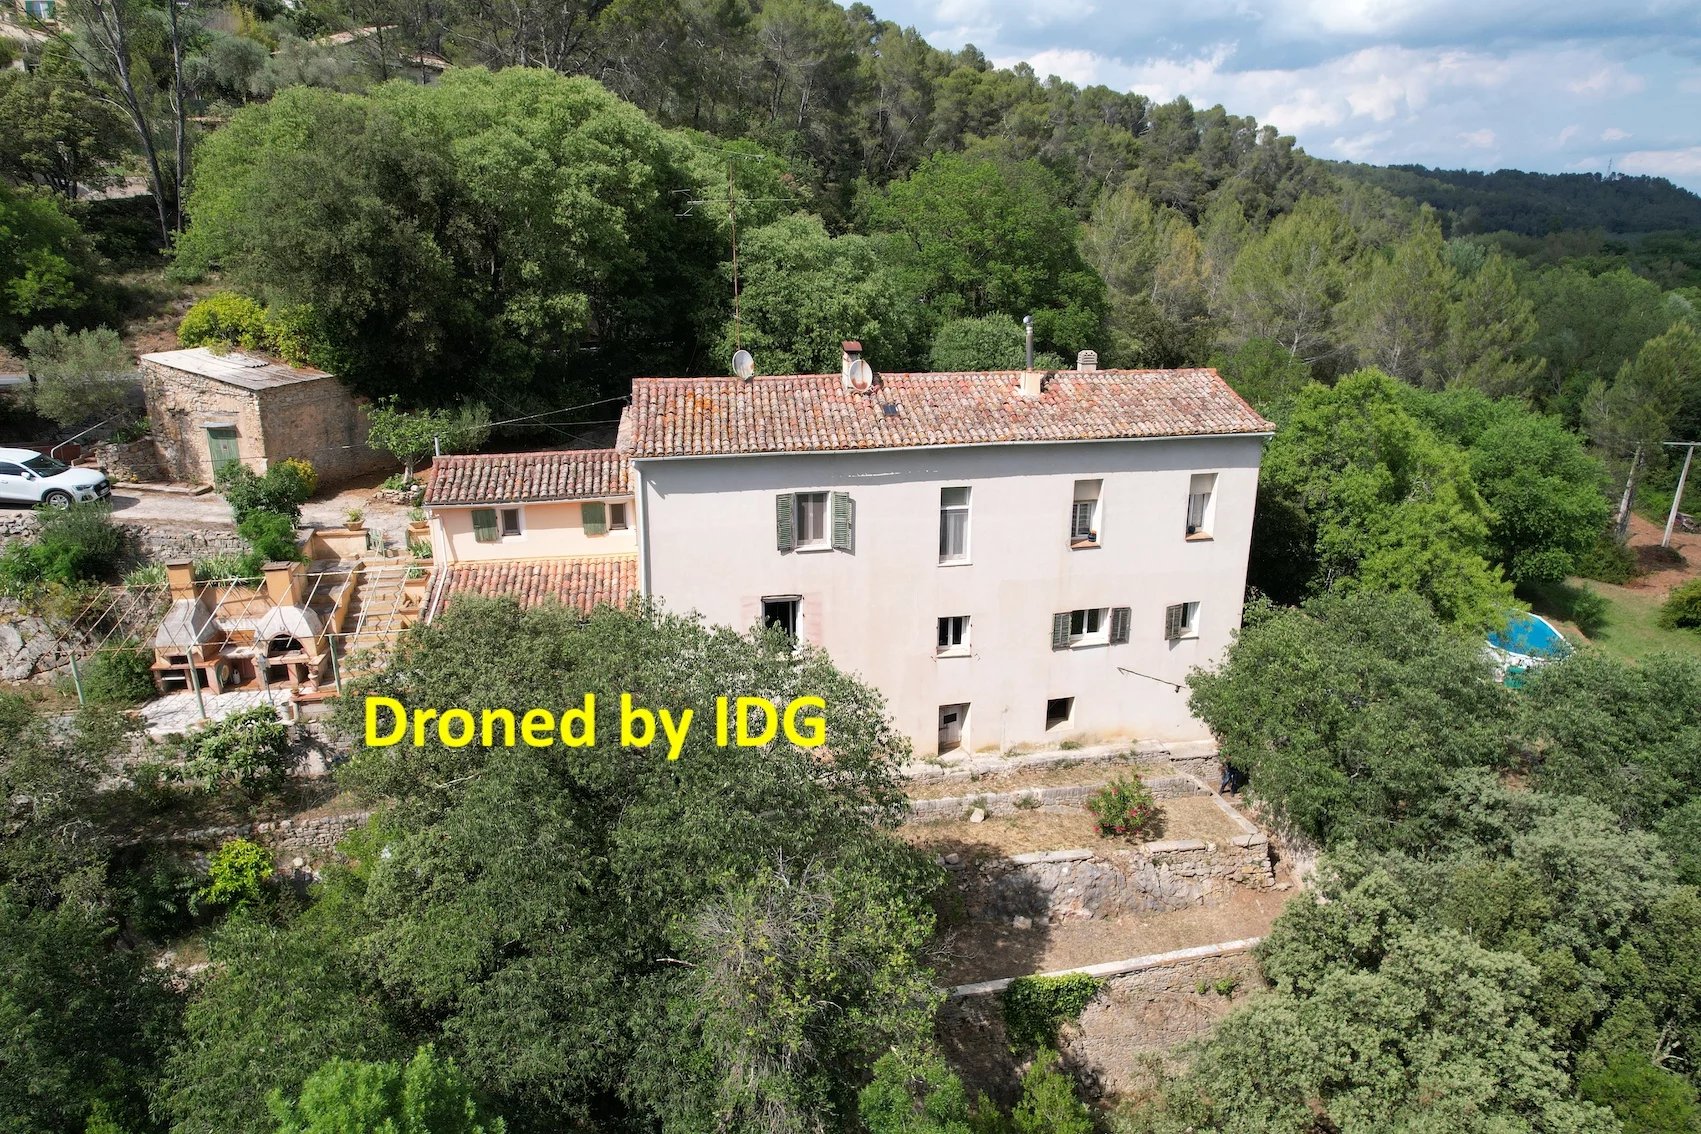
top-left (139, 348), bottom-right (391, 486)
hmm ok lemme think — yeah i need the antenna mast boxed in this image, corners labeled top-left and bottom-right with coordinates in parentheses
top-left (728, 162), bottom-right (740, 349)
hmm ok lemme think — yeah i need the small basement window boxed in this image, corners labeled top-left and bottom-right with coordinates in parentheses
top-left (1045, 697), bottom-right (1074, 730)
top-left (937, 615), bottom-right (969, 655)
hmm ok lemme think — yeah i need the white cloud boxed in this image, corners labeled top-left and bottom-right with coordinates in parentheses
top-left (1601, 127), bottom-right (1631, 142)
top-left (1567, 65), bottom-right (1646, 97)
top-left (1619, 147), bottom-right (1701, 179)
top-left (1557, 124), bottom-right (1581, 145)
top-left (1010, 47), bottom-right (1108, 85)
top-left (1460, 128), bottom-right (1497, 148)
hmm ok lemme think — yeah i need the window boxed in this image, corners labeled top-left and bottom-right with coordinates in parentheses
top-left (776, 492), bottom-right (853, 552)
top-left (795, 492), bottom-right (828, 548)
top-left (500, 508), bottom-right (522, 537)
top-left (1052, 606), bottom-right (1131, 650)
top-left (937, 615), bottom-right (969, 655)
top-left (762, 596), bottom-right (800, 638)
top-left (1187, 474), bottom-right (1217, 538)
top-left (0, 462), bottom-right (25, 478)
top-left (1045, 697), bottom-right (1074, 731)
top-left (471, 508), bottom-right (499, 543)
top-left (939, 487), bottom-right (970, 563)
top-left (1071, 479), bottom-right (1101, 545)
top-left (1165, 602), bottom-right (1200, 641)
top-left (609, 501), bottom-right (629, 530)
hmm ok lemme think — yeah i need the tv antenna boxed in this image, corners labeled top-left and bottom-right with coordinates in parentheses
top-left (671, 153), bottom-right (802, 352)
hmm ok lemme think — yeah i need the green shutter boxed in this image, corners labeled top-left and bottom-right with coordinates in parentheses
top-left (1110, 606), bottom-right (1131, 645)
top-left (776, 493), bottom-right (795, 552)
top-left (472, 508), bottom-right (499, 543)
top-left (1051, 612), bottom-right (1070, 651)
top-left (831, 492), bottom-right (852, 551)
top-left (582, 501), bottom-right (607, 535)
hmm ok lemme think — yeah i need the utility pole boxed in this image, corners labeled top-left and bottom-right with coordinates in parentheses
top-left (1662, 441), bottom-right (1700, 547)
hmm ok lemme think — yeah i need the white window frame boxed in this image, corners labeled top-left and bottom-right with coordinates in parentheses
top-left (1071, 479), bottom-right (1102, 545)
top-left (794, 491), bottom-right (829, 550)
top-left (937, 615), bottom-right (970, 657)
top-left (499, 506), bottom-right (523, 539)
top-left (1187, 473), bottom-right (1217, 539)
top-left (609, 500), bottom-right (630, 530)
top-left (761, 595), bottom-right (801, 639)
top-left (939, 486), bottom-right (970, 564)
top-left (1068, 607), bottom-right (1108, 647)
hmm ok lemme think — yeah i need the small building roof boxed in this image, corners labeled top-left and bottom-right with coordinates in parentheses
top-left (139, 348), bottom-right (331, 392)
top-left (439, 555), bottom-right (637, 615)
top-left (424, 448), bottom-right (630, 506)
top-left (622, 368), bottom-right (1272, 459)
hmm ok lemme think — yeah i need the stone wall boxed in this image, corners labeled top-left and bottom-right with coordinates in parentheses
top-left (172, 809), bottom-right (372, 864)
top-left (92, 438), bottom-right (165, 484)
top-left (937, 942), bottom-right (1267, 1103)
top-left (0, 511), bottom-right (247, 563)
top-left (908, 772), bottom-right (1211, 820)
top-left (142, 359), bottom-right (265, 485)
top-left (956, 832), bottom-right (1275, 925)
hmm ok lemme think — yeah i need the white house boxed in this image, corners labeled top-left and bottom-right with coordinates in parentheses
top-left (618, 346), bottom-right (1272, 756)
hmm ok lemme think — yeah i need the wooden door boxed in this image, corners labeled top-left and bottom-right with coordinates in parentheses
top-left (205, 427), bottom-right (240, 476)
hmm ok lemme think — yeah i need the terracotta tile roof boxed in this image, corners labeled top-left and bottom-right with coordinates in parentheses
top-left (439, 555), bottom-right (637, 615)
top-left (425, 449), bottom-right (630, 506)
top-left (622, 369), bottom-right (1272, 459)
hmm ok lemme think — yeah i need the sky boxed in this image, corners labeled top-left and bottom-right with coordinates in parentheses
top-left (875, 0), bottom-right (1701, 192)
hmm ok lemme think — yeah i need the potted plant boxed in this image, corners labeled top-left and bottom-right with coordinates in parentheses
top-left (407, 506), bottom-right (429, 540)
top-left (344, 507), bottom-right (365, 531)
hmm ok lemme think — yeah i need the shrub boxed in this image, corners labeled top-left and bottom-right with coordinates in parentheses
top-left (1657, 579), bottom-right (1701, 630)
top-left (176, 707), bottom-right (296, 796)
top-left (215, 458), bottom-right (317, 524)
top-left (198, 837), bottom-right (273, 909)
top-left (1086, 775), bottom-right (1163, 840)
top-left (236, 508), bottom-right (300, 567)
top-left (1575, 532), bottom-right (1637, 584)
top-left (1009, 1048), bottom-right (1092, 1134)
top-left (0, 502), bottom-right (127, 596)
top-left (178, 292), bottom-right (268, 351)
top-left (1001, 973), bottom-right (1101, 1052)
top-left (122, 562), bottom-right (166, 586)
top-left (117, 847), bottom-right (200, 939)
top-left (193, 553), bottom-right (257, 581)
top-left (79, 643), bottom-right (156, 706)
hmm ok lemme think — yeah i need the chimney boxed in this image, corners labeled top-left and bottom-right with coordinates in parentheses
top-left (840, 340), bottom-right (862, 380)
top-left (1076, 349), bottom-right (1098, 372)
top-left (1022, 315), bottom-right (1034, 370)
top-left (263, 560), bottom-right (304, 608)
top-left (165, 559), bottom-right (195, 601)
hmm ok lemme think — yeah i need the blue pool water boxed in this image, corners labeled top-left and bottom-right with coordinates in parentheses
top-left (1488, 612), bottom-right (1569, 659)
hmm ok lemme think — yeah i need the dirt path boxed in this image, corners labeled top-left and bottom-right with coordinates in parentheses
top-left (1622, 512), bottom-right (1701, 598)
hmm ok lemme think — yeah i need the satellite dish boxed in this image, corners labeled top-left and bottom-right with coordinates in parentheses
top-left (732, 349), bottom-right (755, 380)
top-left (847, 358), bottom-right (875, 392)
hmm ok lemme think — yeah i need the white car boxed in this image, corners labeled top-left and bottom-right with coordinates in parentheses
top-left (0, 447), bottom-right (112, 507)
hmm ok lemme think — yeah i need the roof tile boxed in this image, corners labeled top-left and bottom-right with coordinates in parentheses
top-left (425, 449), bottom-right (630, 506)
top-left (440, 555), bottom-right (637, 615)
top-left (622, 369), bottom-right (1271, 458)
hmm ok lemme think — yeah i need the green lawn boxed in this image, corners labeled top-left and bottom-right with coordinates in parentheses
top-left (1530, 579), bottom-right (1701, 663)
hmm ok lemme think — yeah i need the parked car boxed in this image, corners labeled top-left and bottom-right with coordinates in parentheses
top-left (0, 447), bottom-right (112, 507)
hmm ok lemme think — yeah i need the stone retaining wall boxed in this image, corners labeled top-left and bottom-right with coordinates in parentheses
top-left (93, 438), bottom-right (165, 483)
top-left (908, 772), bottom-right (1210, 820)
top-left (174, 809), bottom-right (372, 861)
top-left (957, 831), bottom-right (1274, 925)
top-left (0, 512), bottom-right (246, 562)
top-left (937, 940), bottom-right (1267, 1103)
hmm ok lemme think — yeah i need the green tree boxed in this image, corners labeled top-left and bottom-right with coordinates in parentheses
top-left (0, 183), bottom-right (95, 342)
top-left (364, 398), bottom-right (491, 485)
top-left (1207, 337), bottom-right (1310, 414)
top-left (1188, 592), bottom-right (1511, 849)
top-left (1220, 195), bottom-right (1357, 369)
top-left (175, 706), bottom-right (298, 797)
top-left (1579, 1053), bottom-right (1701, 1134)
top-left (1584, 322), bottom-right (1701, 537)
top-left (863, 153), bottom-right (1105, 353)
top-left (0, 57), bottom-right (131, 200)
top-left (270, 1045), bottom-right (506, 1134)
top-left (1009, 1049), bottom-right (1092, 1134)
top-left (0, 900), bottom-right (180, 1134)
top-left (1339, 207), bottom-right (1452, 387)
top-left (1253, 369), bottom-right (1514, 627)
top-left (216, 458), bottom-right (317, 525)
top-left (717, 213), bottom-right (924, 374)
top-left (928, 314), bottom-right (1063, 372)
top-left (19, 323), bottom-right (135, 428)
top-left (1440, 248), bottom-right (1541, 396)
top-left (1082, 187), bottom-right (1214, 367)
top-left (198, 837), bottom-right (273, 910)
top-left (858, 1051), bottom-right (975, 1134)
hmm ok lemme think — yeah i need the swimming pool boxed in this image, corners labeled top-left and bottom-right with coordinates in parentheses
top-left (1487, 611), bottom-right (1570, 660)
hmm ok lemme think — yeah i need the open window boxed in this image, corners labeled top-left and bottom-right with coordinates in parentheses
top-left (1045, 697), bottom-right (1074, 731)
top-left (1070, 479), bottom-right (1101, 547)
top-left (939, 487), bottom-right (970, 563)
top-left (1164, 601), bottom-right (1200, 641)
top-left (762, 596), bottom-right (800, 638)
top-left (937, 615), bottom-right (969, 656)
top-left (1186, 474), bottom-right (1217, 539)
